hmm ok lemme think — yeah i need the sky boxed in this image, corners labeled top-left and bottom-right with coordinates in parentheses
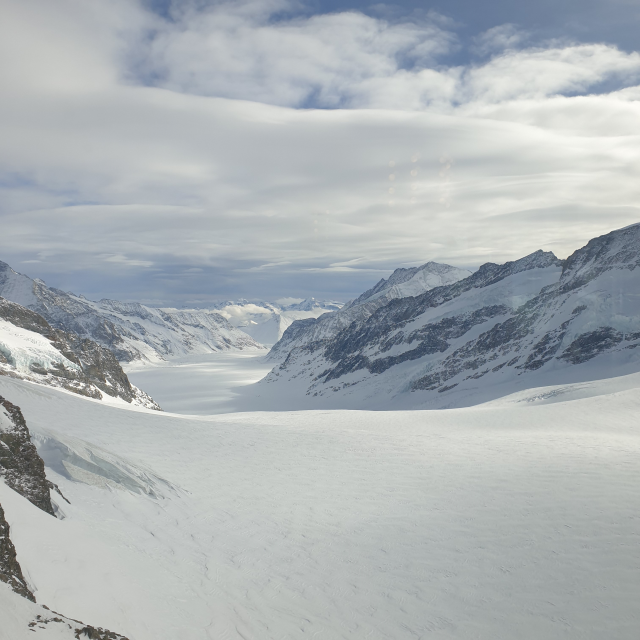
top-left (1, 0), bottom-right (640, 306)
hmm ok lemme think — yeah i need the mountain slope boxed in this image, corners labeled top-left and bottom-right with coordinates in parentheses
top-left (0, 298), bottom-right (160, 409)
top-left (0, 262), bottom-right (265, 362)
top-left (268, 261), bottom-right (471, 361)
top-left (258, 225), bottom-right (640, 409)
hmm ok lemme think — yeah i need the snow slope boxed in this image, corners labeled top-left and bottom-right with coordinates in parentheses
top-left (0, 582), bottom-right (129, 640)
top-left (345, 261), bottom-right (472, 308)
top-left (0, 262), bottom-right (265, 363)
top-left (1, 372), bottom-right (640, 639)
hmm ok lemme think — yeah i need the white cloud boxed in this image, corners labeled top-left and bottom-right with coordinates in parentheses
top-left (0, 0), bottom-right (640, 302)
top-left (142, 0), bottom-right (457, 108)
top-left (472, 24), bottom-right (526, 57)
top-left (460, 44), bottom-right (640, 104)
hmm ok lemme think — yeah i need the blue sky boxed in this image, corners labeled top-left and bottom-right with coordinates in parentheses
top-left (1, 0), bottom-right (640, 305)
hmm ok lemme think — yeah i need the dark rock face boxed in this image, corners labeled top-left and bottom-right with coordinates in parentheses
top-left (559, 328), bottom-right (626, 365)
top-left (0, 395), bottom-right (55, 516)
top-left (0, 297), bottom-right (161, 409)
top-left (0, 503), bottom-right (35, 601)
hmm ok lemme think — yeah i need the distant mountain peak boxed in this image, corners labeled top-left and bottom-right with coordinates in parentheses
top-left (348, 261), bottom-right (472, 308)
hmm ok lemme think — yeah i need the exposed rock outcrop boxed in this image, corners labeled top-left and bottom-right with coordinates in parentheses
top-left (0, 503), bottom-right (35, 601)
top-left (0, 297), bottom-right (161, 409)
top-left (0, 395), bottom-right (55, 515)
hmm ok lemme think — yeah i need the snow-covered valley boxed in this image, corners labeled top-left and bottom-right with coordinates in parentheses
top-left (125, 352), bottom-right (274, 415)
top-left (2, 224), bottom-right (640, 639)
top-left (1, 364), bottom-right (640, 639)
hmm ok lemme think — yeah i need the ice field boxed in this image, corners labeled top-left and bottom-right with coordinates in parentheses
top-left (1, 353), bottom-right (640, 639)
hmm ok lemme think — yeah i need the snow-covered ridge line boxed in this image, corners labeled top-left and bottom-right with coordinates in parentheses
top-left (0, 261), bottom-right (265, 363)
top-left (259, 224), bottom-right (640, 410)
top-left (268, 260), bottom-right (472, 361)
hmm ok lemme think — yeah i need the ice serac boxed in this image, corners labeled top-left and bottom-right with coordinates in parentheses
top-left (0, 298), bottom-right (161, 409)
top-left (0, 261), bottom-right (265, 363)
top-left (261, 225), bottom-right (640, 408)
top-left (268, 261), bottom-right (471, 361)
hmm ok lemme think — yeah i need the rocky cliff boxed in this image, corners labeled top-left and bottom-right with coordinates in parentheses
top-left (0, 395), bottom-right (56, 515)
top-left (0, 503), bottom-right (35, 601)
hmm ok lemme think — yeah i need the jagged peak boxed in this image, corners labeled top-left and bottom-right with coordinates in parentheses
top-left (561, 222), bottom-right (640, 286)
top-left (350, 261), bottom-right (470, 308)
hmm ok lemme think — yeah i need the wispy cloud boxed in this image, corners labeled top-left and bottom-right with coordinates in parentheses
top-left (1, 0), bottom-right (640, 303)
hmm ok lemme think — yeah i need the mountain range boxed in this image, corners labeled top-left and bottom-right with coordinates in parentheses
top-left (210, 298), bottom-right (343, 345)
top-left (259, 224), bottom-right (640, 409)
top-left (0, 262), bottom-right (265, 363)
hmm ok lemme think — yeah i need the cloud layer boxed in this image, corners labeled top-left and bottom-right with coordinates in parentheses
top-left (1, 0), bottom-right (640, 304)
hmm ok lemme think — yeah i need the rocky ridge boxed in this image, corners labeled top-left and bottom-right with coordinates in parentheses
top-left (261, 225), bottom-right (640, 408)
top-left (0, 297), bottom-right (160, 409)
top-left (268, 261), bottom-right (471, 361)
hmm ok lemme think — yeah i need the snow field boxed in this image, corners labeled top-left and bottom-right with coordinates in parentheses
top-left (1, 370), bottom-right (640, 639)
top-left (125, 352), bottom-right (274, 414)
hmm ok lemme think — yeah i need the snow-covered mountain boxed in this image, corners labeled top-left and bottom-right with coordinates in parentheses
top-left (0, 297), bottom-right (160, 409)
top-left (345, 261), bottom-right (472, 309)
top-left (0, 262), bottom-right (265, 363)
top-left (260, 224), bottom-right (640, 409)
top-left (268, 261), bottom-right (471, 361)
top-left (212, 298), bottom-right (343, 346)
